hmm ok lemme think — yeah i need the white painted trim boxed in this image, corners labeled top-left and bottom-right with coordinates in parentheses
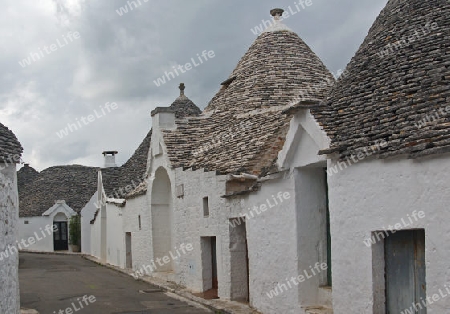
top-left (42, 201), bottom-right (77, 218)
top-left (278, 109), bottom-right (330, 169)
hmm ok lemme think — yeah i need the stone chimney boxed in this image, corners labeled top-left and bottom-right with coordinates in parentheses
top-left (102, 151), bottom-right (118, 168)
top-left (270, 8), bottom-right (284, 21)
top-left (150, 86), bottom-right (179, 130)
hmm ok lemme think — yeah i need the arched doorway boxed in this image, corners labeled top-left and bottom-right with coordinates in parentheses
top-left (151, 167), bottom-right (173, 272)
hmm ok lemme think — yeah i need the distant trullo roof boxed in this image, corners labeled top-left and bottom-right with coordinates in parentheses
top-left (169, 83), bottom-right (201, 119)
top-left (18, 165), bottom-right (98, 217)
top-left (319, 0), bottom-right (450, 160)
top-left (162, 9), bottom-right (334, 175)
top-left (18, 126), bottom-right (153, 216)
top-left (0, 122), bottom-right (22, 162)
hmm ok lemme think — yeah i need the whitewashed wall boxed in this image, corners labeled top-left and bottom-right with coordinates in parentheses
top-left (0, 163), bottom-right (20, 314)
top-left (173, 168), bottom-right (229, 294)
top-left (90, 209), bottom-right (102, 260)
top-left (106, 203), bottom-right (125, 268)
top-left (240, 176), bottom-right (298, 314)
top-left (17, 216), bottom-right (53, 251)
top-left (328, 156), bottom-right (450, 314)
top-left (123, 193), bottom-right (152, 271)
top-left (81, 192), bottom-right (98, 254)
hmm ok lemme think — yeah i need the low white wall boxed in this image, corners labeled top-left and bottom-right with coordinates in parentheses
top-left (18, 216), bottom-right (54, 252)
top-left (329, 155), bottom-right (450, 313)
top-left (81, 192), bottom-right (98, 254)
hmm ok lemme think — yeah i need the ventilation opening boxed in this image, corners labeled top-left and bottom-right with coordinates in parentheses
top-left (203, 197), bottom-right (210, 217)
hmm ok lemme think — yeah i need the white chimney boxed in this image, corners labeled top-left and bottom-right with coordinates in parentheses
top-left (151, 107), bottom-right (176, 130)
top-left (102, 151), bottom-right (118, 168)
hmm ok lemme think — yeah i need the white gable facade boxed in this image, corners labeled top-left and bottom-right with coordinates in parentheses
top-left (18, 200), bottom-right (77, 252)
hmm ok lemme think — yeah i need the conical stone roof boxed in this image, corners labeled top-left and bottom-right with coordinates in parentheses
top-left (205, 21), bottom-right (333, 114)
top-left (17, 164), bottom-right (39, 194)
top-left (162, 10), bottom-right (334, 175)
top-left (18, 165), bottom-right (98, 217)
top-left (0, 122), bottom-right (22, 162)
top-left (169, 84), bottom-right (201, 119)
top-left (319, 0), bottom-right (450, 160)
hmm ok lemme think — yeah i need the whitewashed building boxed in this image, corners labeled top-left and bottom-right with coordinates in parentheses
top-left (81, 1), bottom-right (450, 314)
top-left (18, 164), bottom-right (98, 252)
top-left (18, 200), bottom-right (78, 252)
top-left (85, 132), bottom-right (153, 266)
top-left (89, 9), bottom-right (336, 314)
top-left (317, 0), bottom-right (450, 313)
top-left (0, 122), bottom-right (23, 314)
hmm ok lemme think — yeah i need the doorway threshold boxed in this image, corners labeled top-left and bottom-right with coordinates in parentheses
top-left (193, 288), bottom-right (218, 300)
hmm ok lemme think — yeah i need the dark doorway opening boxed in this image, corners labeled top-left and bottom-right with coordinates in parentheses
top-left (125, 232), bottom-right (132, 269)
top-left (211, 237), bottom-right (218, 290)
top-left (198, 236), bottom-right (219, 299)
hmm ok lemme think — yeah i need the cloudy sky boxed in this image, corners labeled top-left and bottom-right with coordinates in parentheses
top-left (1, 0), bottom-right (388, 171)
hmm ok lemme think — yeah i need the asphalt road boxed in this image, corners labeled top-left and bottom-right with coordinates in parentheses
top-left (19, 252), bottom-right (211, 314)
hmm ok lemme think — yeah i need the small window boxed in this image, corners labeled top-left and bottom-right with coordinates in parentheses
top-left (203, 197), bottom-right (209, 217)
top-left (24, 221), bottom-right (29, 224)
top-left (138, 215), bottom-right (141, 230)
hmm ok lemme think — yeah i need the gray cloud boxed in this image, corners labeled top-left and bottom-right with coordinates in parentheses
top-left (1, 0), bottom-right (388, 171)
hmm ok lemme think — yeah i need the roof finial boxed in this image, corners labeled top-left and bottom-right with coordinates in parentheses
top-left (179, 83), bottom-right (185, 96)
top-left (270, 8), bottom-right (284, 21)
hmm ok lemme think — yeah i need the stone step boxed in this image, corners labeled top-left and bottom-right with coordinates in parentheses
top-left (305, 306), bottom-right (333, 314)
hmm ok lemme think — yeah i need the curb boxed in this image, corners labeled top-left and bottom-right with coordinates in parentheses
top-left (20, 250), bottom-right (83, 256)
top-left (21, 308), bottom-right (39, 314)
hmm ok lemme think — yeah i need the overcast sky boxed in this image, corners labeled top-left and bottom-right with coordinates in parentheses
top-left (1, 0), bottom-right (388, 171)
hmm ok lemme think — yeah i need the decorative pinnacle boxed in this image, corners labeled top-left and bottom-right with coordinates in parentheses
top-left (179, 83), bottom-right (185, 96)
top-left (270, 8), bottom-right (284, 20)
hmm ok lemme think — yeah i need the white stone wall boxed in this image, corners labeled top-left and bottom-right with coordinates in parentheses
top-left (0, 163), bottom-right (20, 314)
top-left (328, 156), bottom-right (450, 314)
top-left (123, 193), bottom-right (152, 271)
top-left (90, 209), bottom-right (102, 260)
top-left (18, 203), bottom-right (77, 252)
top-left (173, 168), bottom-right (229, 294)
top-left (17, 216), bottom-right (53, 252)
top-left (81, 192), bottom-right (98, 254)
top-left (106, 203), bottom-right (125, 268)
top-left (240, 176), bottom-right (301, 314)
top-left (173, 166), bottom-right (303, 314)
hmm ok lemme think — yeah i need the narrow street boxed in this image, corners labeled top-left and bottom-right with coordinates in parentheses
top-left (19, 253), bottom-right (211, 314)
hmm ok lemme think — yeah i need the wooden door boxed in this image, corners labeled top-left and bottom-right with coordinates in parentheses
top-left (125, 232), bottom-right (132, 269)
top-left (211, 237), bottom-right (218, 289)
top-left (385, 230), bottom-right (426, 313)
